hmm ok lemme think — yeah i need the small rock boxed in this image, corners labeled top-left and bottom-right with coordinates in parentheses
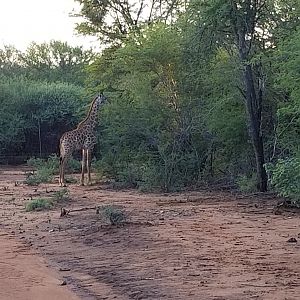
top-left (287, 237), bottom-right (297, 243)
top-left (59, 267), bottom-right (71, 272)
top-left (60, 280), bottom-right (67, 286)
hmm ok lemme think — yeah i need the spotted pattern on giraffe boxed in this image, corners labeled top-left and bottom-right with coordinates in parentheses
top-left (59, 94), bottom-right (107, 186)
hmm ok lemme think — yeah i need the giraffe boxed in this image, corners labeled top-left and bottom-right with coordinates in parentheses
top-left (59, 93), bottom-right (107, 187)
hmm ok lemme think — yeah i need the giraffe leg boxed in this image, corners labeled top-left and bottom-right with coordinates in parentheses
top-left (81, 149), bottom-right (87, 186)
top-left (59, 156), bottom-right (67, 187)
top-left (59, 156), bottom-right (63, 186)
top-left (87, 149), bottom-right (92, 185)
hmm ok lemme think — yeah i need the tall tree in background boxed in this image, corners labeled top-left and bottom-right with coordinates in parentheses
top-left (74, 0), bottom-right (186, 43)
top-left (230, 0), bottom-right (269, 192)
top-left (72, 0), bottom-right (300, 193)
top-left (271, 26), bottom-right (300, 156)
top-left (21, 41), bottom-right (95, 84)
top-left (185, 0), bottom-right (300, 191)
top-left (0, 41), bottom-right (93, 158)
top-left (0, 41), bottom-right (95, 85)
top-left (83, 24), bottom-right (210, 191)
top-left (0, 45), bottom-right (23, 76)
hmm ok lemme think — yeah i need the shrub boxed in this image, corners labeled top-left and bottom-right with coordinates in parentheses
top-left (266, 157), bottom-right (300, 207)
top-left (25, 167), bottom-right (54, 185)
top-left (67, 157), bottom-right (82, 173)
top-left (236, 173), bottom-right (257, 193)
top-left (65, 176), bottom-right (78, 184)
top-left (138, 164), bottom-right (164, 192)
top-left (27, 157), bottom-right (46, 169)
top-left (25, 198), bottom-right (53, 211)
top-left (52, 188), bottom-right (70, 202)
top-left (0, 76), bottom-right (83, 156)
top-left (27, 154), bottom-right (59, 173)
top-left (99, 205), bottom-right (126, 226)
top-left (26, 155), bottom-right (82, 185)
top-left (116, 163), bottom-right (142, 188)
top-left (25, 189), bottom-right (70, 212)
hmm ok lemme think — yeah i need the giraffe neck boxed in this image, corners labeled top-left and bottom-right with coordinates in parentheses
top-left (79, 97), bottom-right (100, 130)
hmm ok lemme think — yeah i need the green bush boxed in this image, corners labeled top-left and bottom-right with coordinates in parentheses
top-left (26, 155), bottom-right (83, 186)
top-left (115, 163), bottom-right (142, 188)
top-left (236, 173), bottom-right (257, 193)
top-left (65, 176), bottom-right (78, 184)
top-left (25, 155), bottom-right (59, 185)
top-left (99, 205), bottom-right (126, 226)
top-left (52, 188), bottom-right (70, 202)
top-left (27, 154), bottom-right (59, 174)
top-left (0, 76), bottom-right (83, 156)
top-left (90, 25), bottom-right (208, 192)
top-left (67, 157), bottom-right (82, 173)
top-left (25, 189), bottom-right (70, 212)
top-left (266, 157), bottom-right (300, 207)
top-left (25, 167), bottom-right (54, 185)
top-left (25, 198), bottom-right (53, 211)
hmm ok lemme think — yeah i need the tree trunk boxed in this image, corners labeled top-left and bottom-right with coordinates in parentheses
top-left (243, 64), bottom-right (268, 192)
top-left (232, 0), bottom-right (268, 192)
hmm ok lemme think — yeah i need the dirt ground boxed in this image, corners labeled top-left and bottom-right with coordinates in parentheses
top-left (0, 166), bottom-right (299, 300)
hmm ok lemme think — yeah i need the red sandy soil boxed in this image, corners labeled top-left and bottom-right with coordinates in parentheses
top-left (0, 231), bottom-right (80, 300)
top-left (0, 165), bottom-right (299, 300)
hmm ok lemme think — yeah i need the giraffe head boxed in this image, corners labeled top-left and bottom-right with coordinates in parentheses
top-left (94, 93), bottom-right (107, 109)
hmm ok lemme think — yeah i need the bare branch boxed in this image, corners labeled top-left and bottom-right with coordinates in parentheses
top-left (135, 0), bottom-right (144, 25)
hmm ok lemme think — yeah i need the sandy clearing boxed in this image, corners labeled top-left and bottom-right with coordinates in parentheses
top-left (0, 230), bottom-right (80, 300)
top-left (0, 166), bottom-right (300, 299)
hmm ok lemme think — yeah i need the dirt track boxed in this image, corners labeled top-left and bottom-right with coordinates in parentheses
top-left (0, 166), bottom-right (300, 299)
top-left (0, 231), bottom-right (80, 300)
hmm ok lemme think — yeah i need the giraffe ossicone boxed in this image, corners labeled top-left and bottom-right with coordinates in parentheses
top-left (59, 93), bottom-right (107, 187)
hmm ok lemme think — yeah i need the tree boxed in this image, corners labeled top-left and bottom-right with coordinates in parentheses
top-left (184, 0), bottom-right (300, 191)
top-left (0, 41), bottom-right (95, 85)
top-left (73, 0), bottom-right (300, 193)
top-left (0, 76), bottom-right (84, 156)
top-left (229, 0), bottom-right (268, 191)
top-left (84, 24), bottom-right (209, 190)
top-left (272, 27), bottom-right (300, 156)
top-left (74, 0), bottom-right (186, 44)
top-left (0, 40), bottom-right (96, 158)
top-left (20, 41), bottom-right (95, 85)
top-left (0, 45), bottom-right (23, 76)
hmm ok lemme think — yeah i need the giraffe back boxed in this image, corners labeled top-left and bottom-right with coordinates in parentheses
top-left (60, 125), bottom-right (96, 157)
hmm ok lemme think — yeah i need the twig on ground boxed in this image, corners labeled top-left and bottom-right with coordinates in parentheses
top-left (60, 206), bottom-right (97, 217)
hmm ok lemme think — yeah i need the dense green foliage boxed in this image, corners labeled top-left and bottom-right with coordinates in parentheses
top-left (0, 76), bottom-right (84, 156)
top-left (91, 24), bottom-right (212, 191)
top-left (0, 41), bottom-right (93, 159)
top-left (273, 28), bottom-right (300, 156)
top-left (84, 0), bottom-right (300, 195)
top-left (0, 41), bottom-right (94, 84)
top-left (266, 157), bottom-right (300, 206)
top-left (1, 1), bottom-right (300, 199)
top-left (26, 156), bottom-right (81, 185)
